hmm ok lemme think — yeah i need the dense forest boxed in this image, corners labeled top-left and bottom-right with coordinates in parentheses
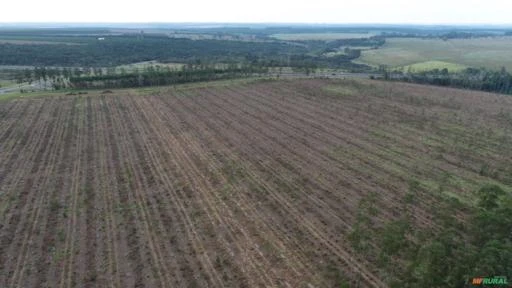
top-left (0, 36), bottom-right (375, 70)
top-left (0, 36), bottom-right (308, 67)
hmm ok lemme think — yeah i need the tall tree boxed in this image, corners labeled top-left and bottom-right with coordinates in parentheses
top-left (15, 70), bottom-right (24, 92)
top-left (23, 68), bottom-right (33, 85)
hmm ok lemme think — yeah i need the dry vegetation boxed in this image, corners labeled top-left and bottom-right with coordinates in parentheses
top-left (1, 79), bottom-right (511, 287)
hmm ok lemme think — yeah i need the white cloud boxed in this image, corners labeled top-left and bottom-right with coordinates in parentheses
top-left (1, 0), bottom-right (511, 24)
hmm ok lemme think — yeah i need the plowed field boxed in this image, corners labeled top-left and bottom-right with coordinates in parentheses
top-left (1, 79), bottom-right (511, 287)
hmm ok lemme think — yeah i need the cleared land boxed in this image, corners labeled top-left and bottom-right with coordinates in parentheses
top-left (358, 37), bottom-right (512, 71)
top-left (271, 33), bottom-right (376, 41)
top-left (400, 60), bottom-right (468, 72)
top-left (1, 79), bottom-right (512, 287)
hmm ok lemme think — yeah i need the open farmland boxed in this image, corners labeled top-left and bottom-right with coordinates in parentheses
top-left (358, 37), bottom-right (512, 71)
top-left (270, 32), bottom-right (377, 41)
top-left (1, 79), bottom-right (512, 287)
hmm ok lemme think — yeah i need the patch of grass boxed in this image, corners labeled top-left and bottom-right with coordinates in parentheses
top-left (399, 61), bottom-right (467, 73)
top-left (52, 248), bottom-right (70, 263)
top-left (322, 50), bottom-right (347, 57)
top-left (0, 89), bottom-right (77, 102)
top-left (49, 199), bottom-right (62, 212)
top-left (219, 184), bottom-right (234, 200)
top-left (0, 79), bottom-right (16, 87)
top-left (57, 229), bottom-right (66, 242)
top-left (323, 262), bottom-right (351, 288)
top-left (115, 203), bottom-right (137, 214)
top-left (136, 76), bottom-right (271, 96)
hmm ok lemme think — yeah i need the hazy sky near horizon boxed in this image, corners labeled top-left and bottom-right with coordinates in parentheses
top-left (1, 0), bottom-right (511, 24)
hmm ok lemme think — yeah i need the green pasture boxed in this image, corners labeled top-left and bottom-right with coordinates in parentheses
top-left (399, 61), bottom-right (467, 72)
top-left (358, 37), bottom-right (512, 71)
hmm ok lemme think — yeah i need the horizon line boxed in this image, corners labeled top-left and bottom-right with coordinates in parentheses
top-left (0, 22), bottom-right (512, 27)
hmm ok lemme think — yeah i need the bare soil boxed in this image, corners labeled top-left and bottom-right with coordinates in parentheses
top-left (1, 79), bottom-right (511, 287)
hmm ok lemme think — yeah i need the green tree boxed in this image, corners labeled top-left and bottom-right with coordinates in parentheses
top-left (477, 184), bottom-right (505, 210)
top-left (15, 70), bottom-right (24, 91)
top-left (473, 240), bottom-right (512, 277)
top-left (412, 241), bottom-right (448, 288)
top-left (23, 68), bottom-right (33, 85)
top-left (380, 219), bottom-right (410, 256)
top-left (41, 66), bottom-right (47, 89)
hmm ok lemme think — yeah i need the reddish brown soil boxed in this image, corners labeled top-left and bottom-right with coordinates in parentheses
top-left (1, 79), bottom-right (511, 287)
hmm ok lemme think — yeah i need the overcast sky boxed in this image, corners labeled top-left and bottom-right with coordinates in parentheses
top-left (1, 0), bottom-right (511, 24)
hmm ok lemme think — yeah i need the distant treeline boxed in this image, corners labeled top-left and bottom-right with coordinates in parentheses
top-left (7, 64), bottom-right (269, 90)
top-left (69, 65), bottom-right (268, 89)
top-left (0, 28), bottom-right (111, 36)
top-left (327, 37), bottom-right (385, 48)
top-left (386, 67), bottom-right (512, 95)
top-left (291, 36), bottom-right (386, 52)
top-left (209, 26), bottom-right (509, 40)
top-left (381, 31), bottom-right (504, 39)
